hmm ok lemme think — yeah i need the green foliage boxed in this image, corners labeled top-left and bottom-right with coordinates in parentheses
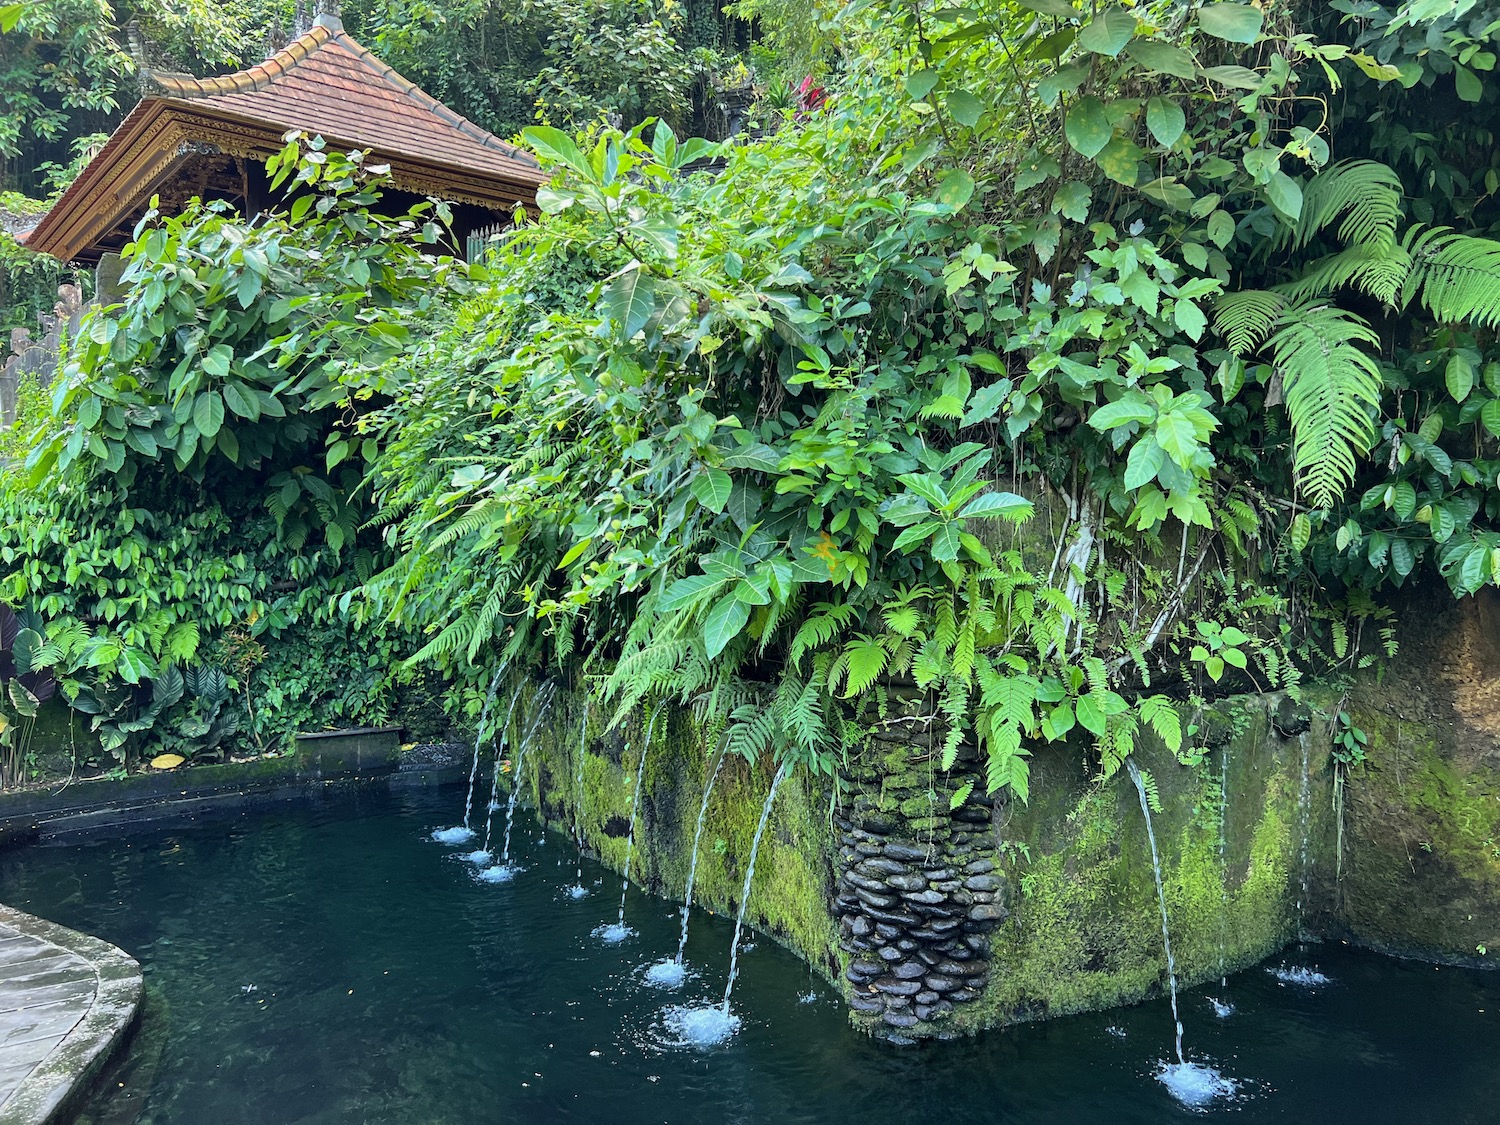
top-left (0, 142), bottom-right (446, 768)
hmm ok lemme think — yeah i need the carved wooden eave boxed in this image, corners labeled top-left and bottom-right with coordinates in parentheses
top-left (23, 14), bottom-right (545, 264)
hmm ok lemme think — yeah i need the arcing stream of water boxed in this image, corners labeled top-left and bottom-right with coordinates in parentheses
top-left (1126, 759), bottom-right (1237, 1108)
top-left (663, 757), bottom-right (790, 1046)
top-left (595, 709), bottom-right (661, 943)
top-left (482, 684), bottom-right (557, 883)
top-left (646, 748), bottom-right (728, 988)
top-left (568, 703), bottom-right (591, 897)
top-left (430, 667), bottom-right (508, 845)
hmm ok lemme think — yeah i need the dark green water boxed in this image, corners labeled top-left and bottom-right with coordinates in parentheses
top-left (3, 785), bottom-right (1497, 1124)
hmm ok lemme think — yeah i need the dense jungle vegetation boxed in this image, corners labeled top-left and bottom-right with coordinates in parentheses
top-left (3, 0), bottom-right (1500, 804)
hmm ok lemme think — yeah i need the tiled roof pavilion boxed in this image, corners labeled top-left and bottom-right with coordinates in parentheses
top-left (23, 11), bottom-right (545, 263)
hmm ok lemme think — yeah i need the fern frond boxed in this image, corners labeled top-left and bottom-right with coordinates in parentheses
top-left (1404, 226), bottom-right (1500, 329)
top-left (1268, 303), bottom-right (1384, 507)
top-left (1274, 242), bottom-right (1411, 306)
top-left (1214, 289), bottom-right (1286, 355)
top-left (1276, 160), bottom-right (1403, 252)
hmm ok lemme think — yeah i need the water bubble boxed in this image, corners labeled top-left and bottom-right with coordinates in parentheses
top-left (644, 959), bottom-right (687, 989)
top-left (478, 863), bottom-right (521, 884)
top-left (662, 1003), bottom-right (740, 1048)
top-left (563, 884), bottom-right (590, 901)
top-left (1208, 997), bottom-right (1235, 1018)
top-left (460, 849), bottom-right (493, 866)
top-left (1155, 1060), bottom-right (1238, 1108)
top-left (431, 826), bottom-right (476, 846)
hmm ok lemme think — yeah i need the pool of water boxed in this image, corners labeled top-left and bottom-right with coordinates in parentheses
top-left (3, 785), bottom-right (1497, 1124)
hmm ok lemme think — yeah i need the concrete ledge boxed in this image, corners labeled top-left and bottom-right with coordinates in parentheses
top-left (0, 905), bottom-right (141, 1125)
top-left (0, 741), bottom-right (469, 842)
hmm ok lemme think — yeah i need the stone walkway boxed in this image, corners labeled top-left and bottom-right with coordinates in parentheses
top-left (0, 905), bottom-right (140, 1125)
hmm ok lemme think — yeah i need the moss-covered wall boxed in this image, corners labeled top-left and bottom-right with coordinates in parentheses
top-left (976, 699), bottom-right (1332, 1028)
top-left (506, 683), bottom-right (1338, 1038)
top-left (1332, 584), bottom-right (1500, 965)
top-left (516, 686), bottom-right (843, 984)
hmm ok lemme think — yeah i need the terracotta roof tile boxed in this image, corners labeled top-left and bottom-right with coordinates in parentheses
top-left (142, 16), bottom-right (541, 185)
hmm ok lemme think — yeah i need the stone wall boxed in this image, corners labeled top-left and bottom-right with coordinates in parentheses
top-left (1332, 583), bottom-right (1500, 965)
top-left (512, 683), bottom-right (1332, 1040)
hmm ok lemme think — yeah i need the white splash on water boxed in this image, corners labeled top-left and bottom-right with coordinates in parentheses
top-left (644, 959), bottom-right (687, 989)
top-left (593, 922), bottom-right (635, 945)
top-left (797, 990), bottom-right (818, 1005)
top-left (663, 1003), bottom-right (740, 1047)
top-left (564, 883), bottom-right (590, 900)
top-left (1106, 1025), bottom-right (1127, 1039)
top-left (1268, 965), bottom-right (1330, 987)
top-left (431, 826), bottom-right (475, 845)
top-left (1208, 997), bottom-right (1235, 1018)
top-left (1156, 1060), bottom-right (1238, 1108)
top-left (461, 849), bottom-right (493, 866)
top-left (477, 863), bottom-right (522, 884)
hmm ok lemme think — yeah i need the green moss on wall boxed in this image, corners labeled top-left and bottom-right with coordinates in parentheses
top-left (518, 686), bottom-right (841, 982)
top-left (964, 699), bottom-right (1310, 1030)
top-left (1336, 688), bottom-right (1500, 964)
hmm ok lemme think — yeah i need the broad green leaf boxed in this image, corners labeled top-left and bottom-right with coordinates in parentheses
top-left (10, 628), bottom-right (42, 676)
top-left (1016, 0), bottom-right (1076, 15)
top-left (1201, 64), bottom-right (1264, 89)
top-left (1076, 693), bottom-right (1106, 736)
top-left (702, 594), bottom-right (751, 658)
top-left (521, 126), bottom-right (593, 177)
top-left (905, 70), bottom-right (939, 100)
top-left (1089, 399), bottom-right (1156, 430)
top-left (1455, 64), bottom-right (1483, 102)
top-left (1197, 3), bottom-right (1263, 43)
top-left (1140, 176), bottom-right (1194, 210)
top-left (936, 168), bottom-right (976, 210)
top-left (946, 90), bottom-right (984, 127)
top-left (1065, 97), bottom-right (1113, 159)
top-left (1207, 209), bottom-right (1236, 248)
top-left (1094, 136), bottom-right (1143, 185)
top-left (193, 392), bottom-right (225, 440)
top-left (691, 467), bottom-right (733, 513)
top-left (1480, 397), bottom-right (1500, 438)
top-left (1265, 172), bottom-right (1304, 221)
top-left (1174, 298), bottom-right (1208, 340)
top-left (1124, 439), bottom-right (1164, 489)
top-left (1289, 512), bottom-right (1312, 551)
top-left (961, 382), bottom-right (1010, 426)
top-left (1078, 7), bottom-right (1137, 55)
top-left (1127, 39), bottom-right (1196, 79)
top-left (601, 264), bottom-right (656, 339)
top-left (1146, 97), bottom-right (1186, 147)
top-left (660, 574), bottom-right (723, 612)
top-left (932, 522), bottom-right (963, 562)
top-left (202, 344), bottom-right (233, 378)
top-left (1053, 180), bottom-right (1092, 222)
top-left (958, 492), bottom-right (1034, 521)
top-left (1154, 411), bottom-right (1198, 464)
top-left (1390, 536), bottom-right (1416, 577)
top-left (222, 381), bottom-right (257, 419)
top-left (1446, 353), bottom-right (1476, 402)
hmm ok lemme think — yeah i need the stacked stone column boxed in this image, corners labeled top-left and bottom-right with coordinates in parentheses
top-left (834, 710), bottom-right (1008, 1035)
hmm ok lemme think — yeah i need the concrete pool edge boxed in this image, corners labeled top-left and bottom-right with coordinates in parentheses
top-left (0, 741), bottom-right (470, 844)
top-left (0, 904), bottom-right (142, 1125)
